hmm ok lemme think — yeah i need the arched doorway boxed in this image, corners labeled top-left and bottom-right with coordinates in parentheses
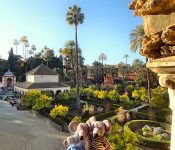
top-left (7, 78), bottom-right (12, 87)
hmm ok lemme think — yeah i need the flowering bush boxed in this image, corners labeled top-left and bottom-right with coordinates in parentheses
top-left (93, 90), bottom-right (100, 98)
top-left (98, 90), bottom-right (108, 100)
top-left (33, 94), bottom-right (53, 111)
top-left (50, 105), bottom-right (69, 118)
top-left (132, 87), bottom-right (148, 102)
top-left (72, 116), bottom-right (81, 123)
top-left (108, 90), bottom-right (119, 101)
top-left (119, 94), bottom-right (129, 102)
top-left (22, 90), bottom-right (53, 111)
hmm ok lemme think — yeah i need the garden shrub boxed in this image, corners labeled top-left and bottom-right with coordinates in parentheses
top-left (72, 116), bottom-right (81, 123)
top-left (22, 90), bottom-right (53, 111)
top-left (132, 87), bottom-right (148, 102)
top-left (108, 90), bottom-right (119, 101)
top-left (119, 94), bottom-right (129, 103)
top-left (98, 90), bottom-right (108, 100)
top-left (150, 86), bottom-right (169, 108)
top-left (93, 90), bottom-right (100, 98)
top-left (32, 94), bottom-right (53, 111)
top-left (116, 107), bottom-right (126, 125)
top-left (50, 105), bottom-right (69, 118)
top-left (107, 123), bottom-right (139, 150)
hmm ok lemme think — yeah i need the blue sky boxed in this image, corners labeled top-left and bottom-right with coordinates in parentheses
top-left (0, 0), bottom-right (144, 65)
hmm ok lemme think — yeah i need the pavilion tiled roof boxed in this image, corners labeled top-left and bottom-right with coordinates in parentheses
top-left (15, 82), bottom-right (69, 89)
top-left (26, 64), bottom-right (58, 75)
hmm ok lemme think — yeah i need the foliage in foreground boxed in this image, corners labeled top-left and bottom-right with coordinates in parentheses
top-left (150, 86), bottom-right (169, 108)
top-left (50, 105), bottom-right (69, 118)
top-left (107, 123), bottom-right (139, 150)
top-left (22, 90), bottom-right (53, 111)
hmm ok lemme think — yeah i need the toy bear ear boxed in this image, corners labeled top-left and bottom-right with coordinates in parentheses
top-left (86, 116), bottom-right (96, 127)
top-left (63, 139), bottom-right (68, 146)
top-left (68, 121), bottom-right (79, 133)
top-left (103, 120), bottom-right (112, 133)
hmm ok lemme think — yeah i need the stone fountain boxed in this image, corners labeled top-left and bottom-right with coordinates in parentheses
top-left (129, 0), bottom-right (175, 149)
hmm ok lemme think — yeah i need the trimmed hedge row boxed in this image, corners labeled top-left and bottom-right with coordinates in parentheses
top-left (135, 111), bottom-right (168, 123)
top-left (124, 120), bottom-right (171, 149)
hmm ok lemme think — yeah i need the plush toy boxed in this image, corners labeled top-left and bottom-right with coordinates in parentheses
top-left (63, 132), bottom-right (85, 150)
top-left (67, 121), bottom-right (90, 150)
top-left (87, 116), bottom-right (113, 150)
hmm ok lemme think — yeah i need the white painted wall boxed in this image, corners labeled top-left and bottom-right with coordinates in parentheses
top-left (26, 75), bottom-right (59, 83)
top-left (26, 75), bottom-right (34, 83)
top-left (34, 75), bottom-right (59, 83)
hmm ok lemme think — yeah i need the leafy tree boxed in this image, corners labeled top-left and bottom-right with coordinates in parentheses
top-left (135, 68), bottom-right (158, 89)
top-left (50, 105), bottom-right (69, 118)
top-left (150, 86), bottom-right (169, 108)
top-left (13, 39), bottom-right (19, 55)
top-left (20, 36), bottom-right (28, 59)
top-left (66, 5), bottom-right (84, 110)
top-left (0, 58), bottom-right (8, 81)
top-left (132, 59), bottom-right (144, 72)
top-left (123, 54), bottom-right (129, 65)
top-left (129, 25), bottom-right (151, 102)
top-left (91, 61), bottom-right (104, 84)
top-left (42, 46), bottom-right (54, 67)
top-left (118, 62), bottom-right (130, 81)
top-left (8, 48), bottom-right (15, 72)
top-left (98, 53), bottom-right (107, 65)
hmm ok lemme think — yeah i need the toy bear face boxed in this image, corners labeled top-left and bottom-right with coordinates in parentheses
top-left (91, 120), bottom-right (112, 138)
top-left (92, 121), bottom-right (106, 138)
top-left (69, 121), bottom-right (89, 141)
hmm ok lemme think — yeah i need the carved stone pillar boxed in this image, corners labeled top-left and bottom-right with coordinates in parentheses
top-left (147, 57), bottom-right (175, 150)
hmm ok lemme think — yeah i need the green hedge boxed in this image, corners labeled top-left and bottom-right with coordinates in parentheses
top-left (135, 111), bottom-right (169, 123)
top-left (124, 120), bottom-right (171, 149)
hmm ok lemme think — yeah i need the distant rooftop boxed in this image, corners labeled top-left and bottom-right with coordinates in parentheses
top-left (26, 64), bottom-right (58, 75)
top-left (4, 69), bottom-right (14, 76)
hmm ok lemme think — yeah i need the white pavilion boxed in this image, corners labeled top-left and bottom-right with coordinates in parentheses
top-left (14, 64), bottom-right (70, 96)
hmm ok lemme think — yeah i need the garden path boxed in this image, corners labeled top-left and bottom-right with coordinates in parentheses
top-left (0, 100), bottom-right (68, 150)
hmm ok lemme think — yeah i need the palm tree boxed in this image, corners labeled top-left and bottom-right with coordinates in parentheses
top-left (25, 42), bottom-right (30, 59)
top-left (129, 25), bottom-right (151, 101)
top-left (13, 39), bottom-right (19, 55)
top-left (66, 5), bottom-right (84, 110)
top-left (123, 54), bottom-right (129, 65)
top-left (20, 36), bottom-right (28, 60)
top-left (31, 45), bottom-right (37, 57)
top-left (98, 53), bottom-right (107, 65)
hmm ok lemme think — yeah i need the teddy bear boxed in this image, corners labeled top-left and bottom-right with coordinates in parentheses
top-left (87, 116), bottom-right (113, 150)
top-left (66, 121), bottom-right (91, 150)
top-left (63, 132), bottom-right (85, 150)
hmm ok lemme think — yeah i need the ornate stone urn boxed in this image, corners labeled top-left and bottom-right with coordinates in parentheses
top-left (129, 0), bottom-right (175, 149)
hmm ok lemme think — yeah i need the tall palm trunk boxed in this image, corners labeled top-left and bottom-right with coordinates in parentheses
top-left (23, 45), bottom-right (25, 59)
top-left (71, 50), bottom-right (76, 87)
top-left (16, 45), bottom-right (18, 55)
top-left (146, 58), bottom-right (151, 102)
top-left (47, 60), bottom-right (49, 67)
top-left (75, 24), bottom-right (80, 110)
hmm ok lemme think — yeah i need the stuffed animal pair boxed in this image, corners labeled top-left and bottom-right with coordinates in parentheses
top-left (63, 116), bottom-right (113, 150)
